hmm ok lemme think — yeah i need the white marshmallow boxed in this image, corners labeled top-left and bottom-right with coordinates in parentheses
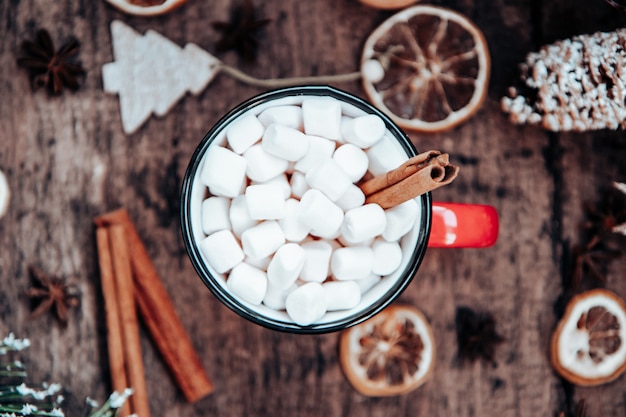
top-left (341, 204), bottom-right (387, 244)
top-left (199, 229), bottom-right (244, 273)
top-left (267, 243), bottom-right (306, 289)
top-left (226, 114), bottom-right (265, 154)
top-left (305, 158), bottom-right (352, 201)
top-left (341, 114), bottom-right (385, 148)
top-left (279, 198), bottom-right (310, 242)
top-left (257, 105), bottom-right (303, 130)
top-left (293, 135), bottom-right (336, 173)
top-left (200, 146), bottom-right (247, 198)
top-left (331, 246), bottom-right (374, 281)
top-left (245, 255), bottom-right (271, 271)
top-left (367, 135), bottom-right (408, 176)
top-left (230, 195), bottom-right (258, 237)
top-left (263, 282), bottom-right (297, 310)
top-left (323, 281), bottom-right (361, 311)
top-left (371, 239), bottom-right (403, 276)
top-left (241, 220), bottom-right (285, 260)
top-left (315, 226), bottom-right (341, 240)
top-left (289, 171), bottom-right (310, 198)
top-left (262, 123), bottom-right (309, 161)
top-left (201, 196), bottom-right (231, 235)
top-left (355, 274), bottom-right (381, 294)
top-left (334, 184), bottom-right (365, 212)
top-left (333, 144), bottom-right (369, 182)
top-left (245, 184), bottom-right (286, 220)
top-left (337, 235), bottom-right (374, 248)
top-left (302, 97), bottom-right (342, 140)
top-left (298, 189), bottom-right (344, 239)
top-left (243, 144), bottom-right (289, 182)
top-left (383, 199), bottom-right (419, 241)
top-left (227, 262), bottom-right (268, 305)
top-left (253, 173), bottom-right (291, 200)
top-left (285, 282), bottom-right (328, 326)
top-left (341, 104), bottom-right (368, 118)
top-left (300, 240), bottom-right (333, 282)
top-left (336, 116), bottom-right (354, 144)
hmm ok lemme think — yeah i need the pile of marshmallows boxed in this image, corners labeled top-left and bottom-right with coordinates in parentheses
top-left (198, 97), bottom-right (419, 326)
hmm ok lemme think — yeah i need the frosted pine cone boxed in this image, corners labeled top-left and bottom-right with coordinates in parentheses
top-left (501, 29), bottom-right (626, 132)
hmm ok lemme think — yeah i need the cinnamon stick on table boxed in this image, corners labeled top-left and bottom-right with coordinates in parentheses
top-left (359, 150), bottom-right (459, 209)
top-left (109, 224), bottom-right (151, 417)
top-left (95, 209), bottom-right (214, 403)
top-left (95, 227), bottom-right (131, 417)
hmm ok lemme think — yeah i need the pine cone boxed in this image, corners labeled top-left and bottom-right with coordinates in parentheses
top-left (501, 29), bottom-right (626, 132)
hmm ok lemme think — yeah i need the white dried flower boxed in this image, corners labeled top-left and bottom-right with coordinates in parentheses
top-left (20, 404), bottom-right (38, 415)
top-left (1, 333), bottom-right (31, 352)
top-left (108, 388), bottom-right (133, 409)
top-left (50, 408), bottom-right (64, 417)
top-left (16, 382), bottom-right (62, 401)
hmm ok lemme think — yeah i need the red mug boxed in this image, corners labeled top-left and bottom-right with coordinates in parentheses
top-left (181, 85), bottom-right (499, 333)
top-left (429, 202), bottom-right (498, 248)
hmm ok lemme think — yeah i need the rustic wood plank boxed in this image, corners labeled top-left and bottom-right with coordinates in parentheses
top-left (1, 0), bottom-right (626, 416)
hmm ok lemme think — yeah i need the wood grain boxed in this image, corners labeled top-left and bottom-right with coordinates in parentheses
top-left (1, 1), bottom-right (626, 416)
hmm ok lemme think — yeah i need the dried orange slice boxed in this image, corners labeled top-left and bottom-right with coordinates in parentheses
top-left (103, 0), bottom-right (186, 16)
top-left (551, 289), bottom-right (626, 386)
top-left (339, 304), bottom-right (435, 396)
top-left (361, 5), bottom-right (490, 132)
top-left (359, 0), bottom-right (419, 10)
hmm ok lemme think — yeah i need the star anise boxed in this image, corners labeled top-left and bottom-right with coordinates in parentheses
top-left (574, 399), bottom-right (587, 417)
top-left (580, 183), bottom-right (626, 241)
top-left (455, 306), bottom-right (505, 365)
top-left (605, 0), bottom-right (626, 11)
top-left (569, 235), bottom-right (621, 289)
top-left (558, 399), bottom-right (587, 417)
top-left (566, 184), bottom-right (626, 289)
top-left (24, 265), bottom-right (80, 325)
top-left (17, 29), bottom-right (85, 95)
top-left (212, 0), bottom-right (271, 62)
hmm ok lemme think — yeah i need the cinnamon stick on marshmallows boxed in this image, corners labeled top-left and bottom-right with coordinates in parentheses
top-left (359, 150), bottom-right (459, 209)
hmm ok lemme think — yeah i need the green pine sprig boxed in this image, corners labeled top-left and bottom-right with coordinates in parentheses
top-left (0, 333), bottom-right (132, 417)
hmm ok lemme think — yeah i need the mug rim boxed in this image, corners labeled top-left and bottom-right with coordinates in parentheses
top-left (180, 85), bottom-right (433, 334)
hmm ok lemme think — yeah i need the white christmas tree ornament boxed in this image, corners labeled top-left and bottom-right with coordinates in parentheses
top-left (102, 20), bottom-right (362, 135)
top-left (102, 20), bottom-right (221, 135)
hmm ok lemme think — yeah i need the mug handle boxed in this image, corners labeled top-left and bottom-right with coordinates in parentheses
top-left (428, 202), bottom-right (499, 248)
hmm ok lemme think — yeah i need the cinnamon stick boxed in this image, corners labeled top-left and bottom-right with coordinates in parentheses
top-left (95, 227), bottom-right (131, 417)
top-left (359, 150), bottom-right (459, 209)
top-left (95, 209), bottom-right (214, 403)
top-left (109, 224), bottom-right (151, 417)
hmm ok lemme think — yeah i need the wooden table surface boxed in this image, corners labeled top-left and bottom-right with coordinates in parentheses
top-left (2, 0), bottom-right (626, 416)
